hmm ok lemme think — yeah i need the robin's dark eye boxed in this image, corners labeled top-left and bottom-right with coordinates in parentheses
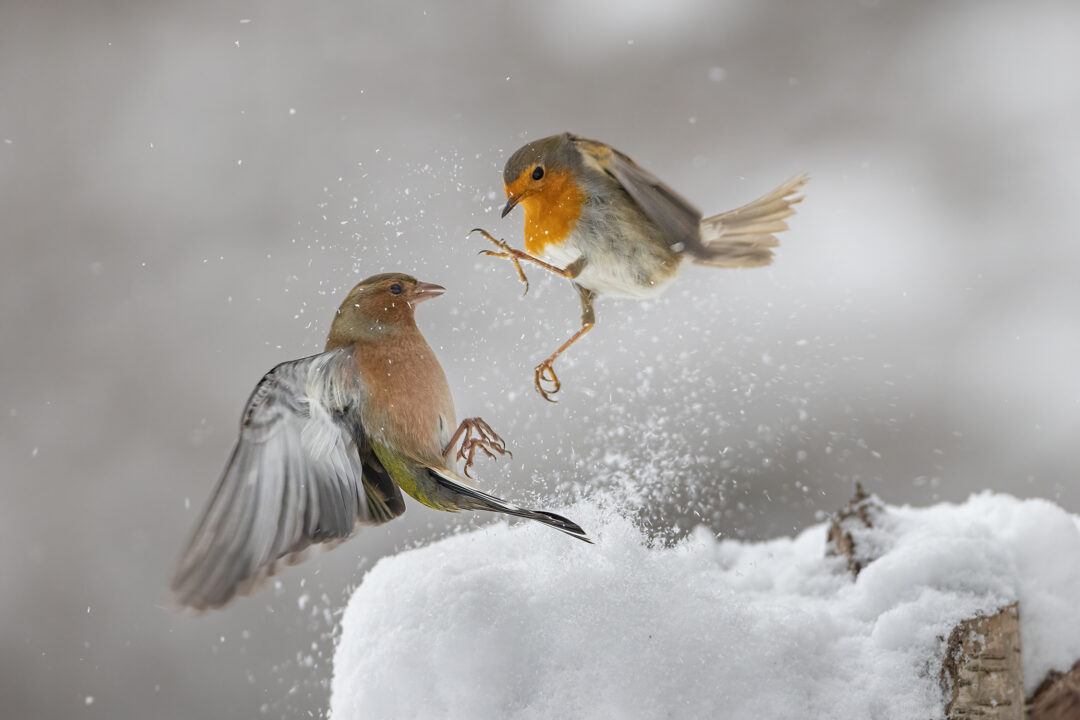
top-left (389, 283), bottom-right (403, 295)
top-left (532, 166), bottom-right (544, 181)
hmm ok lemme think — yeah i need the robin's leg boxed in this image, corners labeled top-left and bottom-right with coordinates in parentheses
top-left (441, 417), bottom-right (512, 478)
top-left (471, 228), bottom-right (579, 295)
top-left (534, 284), bottom-right (596, 402)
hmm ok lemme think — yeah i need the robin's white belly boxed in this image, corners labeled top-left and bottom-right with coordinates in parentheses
top-left (543, 239), bottom-right (680, 299)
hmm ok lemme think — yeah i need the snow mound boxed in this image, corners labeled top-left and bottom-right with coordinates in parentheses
top-left (330, 493), bottom-right (1080, 719)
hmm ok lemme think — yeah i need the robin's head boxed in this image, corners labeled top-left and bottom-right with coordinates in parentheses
top-left (501, 133), bottom-right (583, 218)
top-left (327, 273), bottom-right (444, 348)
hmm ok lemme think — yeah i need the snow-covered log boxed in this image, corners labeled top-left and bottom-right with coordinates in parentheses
top-left (1028, 660), bottom-right (1080, 720)
top-left (826, 481), bottom-right (884, 576)
top-left (825, 484), bottom-right (1080, 720)
top-left (940, 603), bottom-right (1023, 719)
top-left (330, 493), bottom-right (1080, 719)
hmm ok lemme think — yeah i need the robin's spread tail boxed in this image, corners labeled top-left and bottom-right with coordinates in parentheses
top-left (692, 173), bottom-right (809, 268)
top-left (426, 466), bottom-right (592, 543)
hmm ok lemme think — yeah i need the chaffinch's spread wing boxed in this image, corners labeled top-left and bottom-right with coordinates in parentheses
top-left (171, 349), bottom-right (404, 610)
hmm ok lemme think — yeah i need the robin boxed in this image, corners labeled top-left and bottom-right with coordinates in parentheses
top-left (171, 273), bottom-right (590, 610)
top-left (476, 132), bottom-right (808, 401)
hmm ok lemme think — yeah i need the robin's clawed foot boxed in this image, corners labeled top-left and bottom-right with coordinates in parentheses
top-left (534, 358), bottom-right (562, 402)
top-left (471, 228), bottom-right (530, 295)
top-left (444, 417), bottom-right (511, 478)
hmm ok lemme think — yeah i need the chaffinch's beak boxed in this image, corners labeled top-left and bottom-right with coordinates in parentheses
top-left (412, 281), bottom-right (445, 304)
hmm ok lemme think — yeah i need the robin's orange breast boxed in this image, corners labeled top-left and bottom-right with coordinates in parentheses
top-left (517, 169), bottom-right (586, 257)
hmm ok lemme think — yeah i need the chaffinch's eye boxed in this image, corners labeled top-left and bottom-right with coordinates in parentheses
top-left (389, 283), bottom-right (404, 295)
top-left (532, 166), bottom-right (544, 181)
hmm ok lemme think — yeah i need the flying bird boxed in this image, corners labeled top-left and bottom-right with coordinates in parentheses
top-left (171, 273), bottom-right (589, 610)
top-left (477, 132), bottom-right (808, 401)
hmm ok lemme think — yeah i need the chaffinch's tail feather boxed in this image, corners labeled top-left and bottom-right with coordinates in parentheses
top-left (693, 173), bottom-right (808, 268)
top-left (521, 509), bottom-right (593, 543)
top-left (426, 466), bottom-right (592, 543)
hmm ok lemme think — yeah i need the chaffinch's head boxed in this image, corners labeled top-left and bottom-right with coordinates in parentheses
top-left (327, 273), bottom-right (444, 348)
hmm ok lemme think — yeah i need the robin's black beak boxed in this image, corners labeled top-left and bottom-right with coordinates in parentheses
top-left (501, 195), bottom-right (521, 218)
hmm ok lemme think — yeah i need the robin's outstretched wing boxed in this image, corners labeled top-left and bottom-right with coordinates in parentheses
top-left (571, 134), bottom-right (706, 254)
top-left (171, 349), bottom-right (405, 611)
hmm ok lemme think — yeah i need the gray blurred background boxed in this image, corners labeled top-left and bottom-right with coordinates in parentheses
top-left (2, 0), bottom-right (1078, 717)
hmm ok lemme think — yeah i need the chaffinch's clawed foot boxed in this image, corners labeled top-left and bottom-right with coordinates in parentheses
top-left (443, 417), bottom-right (512, 478)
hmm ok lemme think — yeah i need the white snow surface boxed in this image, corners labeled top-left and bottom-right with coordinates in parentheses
top-left (331, 493), bottom-right (1080, 719)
